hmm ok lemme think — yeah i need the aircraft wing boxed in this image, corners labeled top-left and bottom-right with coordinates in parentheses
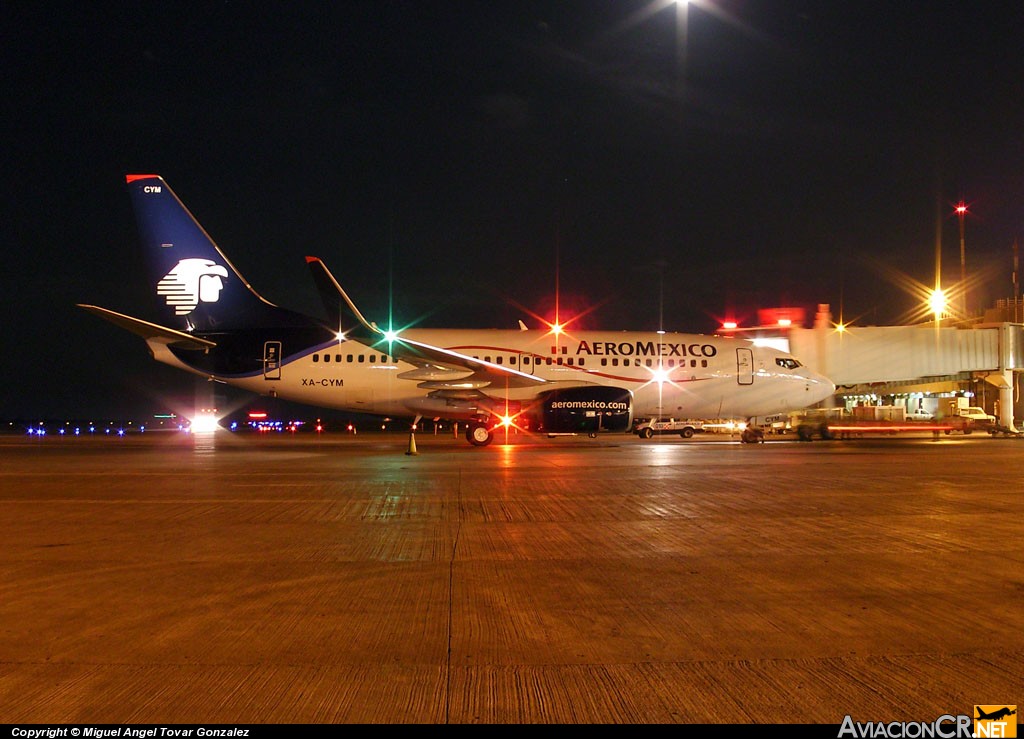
top-left (389, 335), bottom-right (549, 390)
top-left (304, 255), bottom-right (555, 391)
top-left (78, 304), bottom-right (217, 351)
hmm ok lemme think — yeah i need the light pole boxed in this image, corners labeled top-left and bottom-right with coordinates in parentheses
top-left (674, 0), bottom-right (689, 94)
top-left (956, 201), bottom-right (967, 316)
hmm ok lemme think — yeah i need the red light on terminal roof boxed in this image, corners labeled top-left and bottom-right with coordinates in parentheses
top-left (248, 411), bottom-right (268, 419)
top-left (758, 307), bottom-right (805, 327)
top-left (125, 174), bottom-right (160, 183)
top-left (721, 321), bottom-right (738, 329)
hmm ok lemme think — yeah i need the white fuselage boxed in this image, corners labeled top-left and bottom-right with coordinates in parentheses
top-left (158, 328), bottom-right (835, 421)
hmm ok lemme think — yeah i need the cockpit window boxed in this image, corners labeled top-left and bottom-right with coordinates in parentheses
top-left (776, 357), bottom-right (801, 370)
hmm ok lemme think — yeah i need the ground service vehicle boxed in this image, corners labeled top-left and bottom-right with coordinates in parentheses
top-left (955, 406), bottom-right (996, 424)
top-left (634, 418), bottom-right (705, 439)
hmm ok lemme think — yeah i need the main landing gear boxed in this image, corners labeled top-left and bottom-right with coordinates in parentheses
top-left (466, 422), bottom-right (494, 447)
top-left (740, 425), bottom-right (765, 444)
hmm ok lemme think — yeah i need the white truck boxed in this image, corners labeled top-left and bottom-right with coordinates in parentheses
top-left (955, 406), bottom-right (996, 424)
top-left (633, 418), bottom-right (705, 439)
top-left (939, 403), bottom-right (996, 435)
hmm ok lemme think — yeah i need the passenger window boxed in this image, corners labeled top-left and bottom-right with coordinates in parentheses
top-left (701, 360), bottom-right (708, 367)
top-left (335, 354), bottom-right (342, 362)
top-left (313, 354), bottom-right (319, 362)
top-left (546, 358), bottom-right (553, 366)
top-left (324, 354), bottom-right (331, 363)
top-left (510, 356), bottom-right (517, 365)
top-left (601, 358), bottom-right (607, 366)
top-left (566, 358), bottom-right (573, 366)
top-left (523, 356), bottom-right (530, 365)
top-left (346, 354), bottom-right (353, 362)
top-left (578, 358), bottom-right (585, 366)
top-left (612, 358), bottom-right (619, 366)
top-left (557, 357), bottom-right (563, 366)
top-left (645, 359), bottom-right (652, 367)
top-left (358, 355), bottom-right (364, 363)
top-left (496, 356), bottom-right (503, 364)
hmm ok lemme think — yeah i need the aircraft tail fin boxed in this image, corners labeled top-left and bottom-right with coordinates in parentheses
top-left (125, 174), bottom-right (278, 331)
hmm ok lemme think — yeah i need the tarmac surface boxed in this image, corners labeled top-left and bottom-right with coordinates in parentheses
top-left (0, 428), bottom-right (1021, 725)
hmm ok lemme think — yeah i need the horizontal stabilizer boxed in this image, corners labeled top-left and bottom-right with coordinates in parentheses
top-left (77, 304), bottom-right (217, 351)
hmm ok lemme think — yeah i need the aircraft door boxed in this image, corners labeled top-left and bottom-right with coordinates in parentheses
top-left (263, 341), bottom-right (282, 380)
top-left (736, 347), bottom-right (753, 385)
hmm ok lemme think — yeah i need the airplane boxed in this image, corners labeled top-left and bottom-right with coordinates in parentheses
top-left (976, 707), bottom-right (1017, 721)
top-left (79, 174), bottom-right (836, 447)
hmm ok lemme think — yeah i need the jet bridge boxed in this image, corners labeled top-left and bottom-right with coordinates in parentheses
top-left (785, 309), bottom-right (1024, 432)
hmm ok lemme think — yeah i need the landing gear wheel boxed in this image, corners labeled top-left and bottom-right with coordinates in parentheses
top-left (466, 424), bottom-right (493, 447)
top-left (741, 428), bottom-right (764, 444)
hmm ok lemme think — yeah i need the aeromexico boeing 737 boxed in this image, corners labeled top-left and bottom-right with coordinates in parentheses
top-left (79, 175), bottom-right (835, 446)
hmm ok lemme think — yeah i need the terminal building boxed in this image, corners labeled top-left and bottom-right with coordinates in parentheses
top-left (744, 304), bottom-right (1024, 431)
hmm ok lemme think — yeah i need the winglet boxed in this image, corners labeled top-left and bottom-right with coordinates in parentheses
top-left (305, 256), bottom-right (383, 336)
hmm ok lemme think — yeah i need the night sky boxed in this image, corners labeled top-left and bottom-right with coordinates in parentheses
top-left (5, 1), bottom-right (1024, 420)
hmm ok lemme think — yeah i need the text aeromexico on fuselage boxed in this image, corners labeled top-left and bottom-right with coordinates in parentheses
top-left (79, 175), bottom-right (835, 446)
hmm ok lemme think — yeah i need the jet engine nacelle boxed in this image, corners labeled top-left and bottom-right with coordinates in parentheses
top-left (531, 386), bottom-right (633, 434)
